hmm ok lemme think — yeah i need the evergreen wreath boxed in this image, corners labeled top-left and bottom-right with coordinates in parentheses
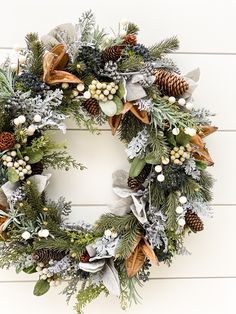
top-left (0, 11), bottom-right (217, 313)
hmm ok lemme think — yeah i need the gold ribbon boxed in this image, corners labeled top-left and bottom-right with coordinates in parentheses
top-left (191, 125), bottom-right (218, 166)
top-left (43, 44), bottom-right (83, 85)
top-left (108, 102), bottom-right (149, 135)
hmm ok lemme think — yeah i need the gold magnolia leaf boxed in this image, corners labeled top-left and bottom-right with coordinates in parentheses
top-left (141, 238), bottom-right (159, 265)
top-left (199, 125), bottom-right (218, 138)
top-left (125, 243), bottom-right (146, 278)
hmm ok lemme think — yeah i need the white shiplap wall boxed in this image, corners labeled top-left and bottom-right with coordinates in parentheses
top-left (0, 0), bottom-right (236, 313)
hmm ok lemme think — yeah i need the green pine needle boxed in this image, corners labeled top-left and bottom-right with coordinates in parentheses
top-left (149, 36), bottom-right (179, 59)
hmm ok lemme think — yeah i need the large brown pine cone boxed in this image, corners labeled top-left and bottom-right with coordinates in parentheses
top-left (185, 210), bottom-right (204, 232)
top-left (102, 45), bottom-right (124, 62)
top-left (83, 98), bottom-right (100, 116)
top-left (155, 69), bottom-right (189, 97)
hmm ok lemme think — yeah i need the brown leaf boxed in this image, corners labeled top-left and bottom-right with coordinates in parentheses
top-left (43, 44), bottom-right (83, 85)
top-left (108, 115), bottom-right (122, 136)
top-left (125, 243), bottom-right (146, 278)
top-left (141, 238), bottom-right (159, 265)
top-left (199, 126), bottom-right (218, 138)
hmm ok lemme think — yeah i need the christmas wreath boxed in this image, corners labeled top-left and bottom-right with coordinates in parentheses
top-left (0, 11), bottom-right (217, 313)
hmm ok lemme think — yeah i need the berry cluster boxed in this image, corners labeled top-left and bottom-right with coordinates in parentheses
top-left (170, 144), bottom-right (192, 165)
top-left (36, 262), bottom-right (62, 287)
top-left (2, 152), bottom-right (32, 179)
top-left (86, 80), bottom-right (119, 102)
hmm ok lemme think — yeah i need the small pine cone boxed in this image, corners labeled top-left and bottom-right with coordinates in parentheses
top-left (127, 164), bottom-right (151, 190)
top-left (83, 98), bottom-right (100, 116)
top-left (0, 132), bottom-right (15, 151)
top-left (32, 249), bottom-right (65, 265)
top-left (80, 252), bottom-right (90, 263)
top-left (185, 210), bottom-right (204, 232)
top-left (155, 69), bottom-right (189, 97)
top-left (31, 161), bottom-right (44, 175)
top-left (102, 45), bottom-right (124, 62)
top-left (123, 34), bottom-right (137, 45)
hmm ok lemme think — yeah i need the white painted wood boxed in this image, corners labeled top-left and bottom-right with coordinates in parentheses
top-left (0, 0), bottom-right (236, 53)
top-left (0, 278), bottom-right (235, 314)
top-left (46, 130), bottom-right (233, 205)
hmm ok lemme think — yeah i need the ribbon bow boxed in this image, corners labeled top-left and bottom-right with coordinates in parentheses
top-left (191, 125), bottom-right (218, 166)
top-left (108, 102), bottom-right (149, 135)
top-left (43, 44), bottom-right (83, 85)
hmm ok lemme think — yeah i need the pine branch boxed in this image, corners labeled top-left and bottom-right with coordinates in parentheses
top-left (145, 129), bottom-right (170, 164)
top-left (23, 181), bottom-right (43, 213)
top-left (118, 54), bottom-right (144, 72)
top-left (116, 226), bottom-right (141, 259)
top-left (43, 151), bottom-right (86, 170)
top-left (164, 192), bottom-right (178, 230)
top-left (149, 36), bottom-right (179, 59)
top-left (119, 111), bottom-right (145, 143)
top-left (33, 238), bottom-right (71, 252)
top-left (151, 97), bottom-right (196, 129)
top-left (198, 170), bottom-right (214, 202)
top-left (181, 176), bottom-right (200, 199)
top-left (126, 23), bottom-right (140, 35)
top-left (25, 33), bottom-right (45, 76)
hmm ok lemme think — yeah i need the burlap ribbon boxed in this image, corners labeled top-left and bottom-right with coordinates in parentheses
top-left (43, 44), bottom-right (83, 85)
top-left (108, 102), bottom-right (149, 135)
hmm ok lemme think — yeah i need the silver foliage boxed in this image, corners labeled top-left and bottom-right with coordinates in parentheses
top-left (183, 158), bottom-right (201, 181)
top-left (125, 128), bottom-right (150, 159)
top-left (191, 107), bottom-right (215, 125)
top-left (135, 98), bottom-right (154, 113)
top-left (143, 207), bottom-right (168, 252)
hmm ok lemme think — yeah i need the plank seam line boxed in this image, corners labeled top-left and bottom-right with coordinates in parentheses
top-left (70, 204), bottom-right (235, 207)
top-left (0, 276), bottom-right (235, 284)
top-left (59, 129), bottom-right (236, 132)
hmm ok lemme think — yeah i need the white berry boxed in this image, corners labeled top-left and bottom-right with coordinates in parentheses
top-left (104, 229), bottom-right (112, 237)
top-left (168, 96), bottom-right (176, 104)
top-left (61, 82), bottom-right (69, 89)
top-left (18, 115), bottom-right (26, 124)
top-left (176, 206), bottom-right (184, 214)
top-left (179, 196), bottom-right (187, 204)
top-left (178, 218), bottom-right (186, 227)
top-left (6, 156), bottom-right (12, 162)
top-left (83, 91), bottom-right (91, 99)
top-left (186, 102), bottom-right (194, 110)
top-left (162, 157), bottom-right (170, 165)
top-left (21, 231), bottom-right (31, 240)
top-left (26, 165), bottom-right (31, 170)
top-left (24, 156), bottom-right (30, 161)
top-left (10, 151), bottom-right (17, 157)
top-left (72, 90), bottom-right (79, 97)
top-left (33, 114), bottom-right (42, 123)
top-left (13, 118), bottom-right (20, 126)
top-left (38, 229), bottom-right (49, 238)
top-left (7, 162), bottom-right (13, 167)
top-left (172, 127), bottom-right (180, 135)
top-left (178, 98), bottom-right (186, 106)
top-left (77, 83), bottom-right (85, 91)
top-left (157, 174), bottom-right (165, 182)
top-left (154, 165), bottom-right (162, 173)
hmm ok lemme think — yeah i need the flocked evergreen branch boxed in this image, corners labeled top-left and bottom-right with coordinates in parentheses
top-left (149, 36), bottom-right (179, 59)
top-left (25, 33), bottom-right (45, 76)
top-left (77, 10), bottom-right (96, 43)
top-left (0, 68), bottom-right (14, 100)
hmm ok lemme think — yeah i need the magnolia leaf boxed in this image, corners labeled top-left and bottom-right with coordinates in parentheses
top-left (166, 131), bottom-right (177, 147)
top-left (141, 238), bottom-right (159, 265)
top-left (176, 131), bottom-right (191, 146)
top-left (102, 260), bottom-right (120, 296)
top-left (7, 167), bottom-right (19, 183)
top-left (145, 151), bottom-right (161, 164)
top-left (113, 96), bottom-right (123, 115)
top-left (23, 265), bottom-right (37, 274)
top-left (99, 100), bottom-right (117, 117)
top-left (116, 82), bottom-right (125, 99)
top-left (33, 279), bottom-right (50, 296)
top-left (195, 160), bottom-right (208, 170)
top-left (129, 157), bottom-right (146, 177)
top-left (25, 147), bottom-right (43, 164)
top-left (125, 243), bottom-right (145, 277)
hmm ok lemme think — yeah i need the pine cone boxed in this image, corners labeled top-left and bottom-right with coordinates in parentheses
top-left (102, 45), bottom-right (124, 62)
top-left (127, 164), bottom-right (151, 190)
top-left (31, 161), bottom-right (44, 175)
top-left (0, 132), bottom-right (15, 151)
top-left (80, 252), bottom-right (90, 263)
top-left (124, 34), bottom-right (137, 45)
top-left (155, 69), bottom-right (189, 97)
top-left (32, 249), bottom-right (65, 265)
top-left (185, 210), bottom-right (204, 232)
top-left (83, 98), bottom-right (100, 116)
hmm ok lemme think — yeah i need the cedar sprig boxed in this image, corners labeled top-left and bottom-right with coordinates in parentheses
top-left (43, 150), bottom-right (85, 170)
top-left (149, 36), bottom-right (179, 59)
